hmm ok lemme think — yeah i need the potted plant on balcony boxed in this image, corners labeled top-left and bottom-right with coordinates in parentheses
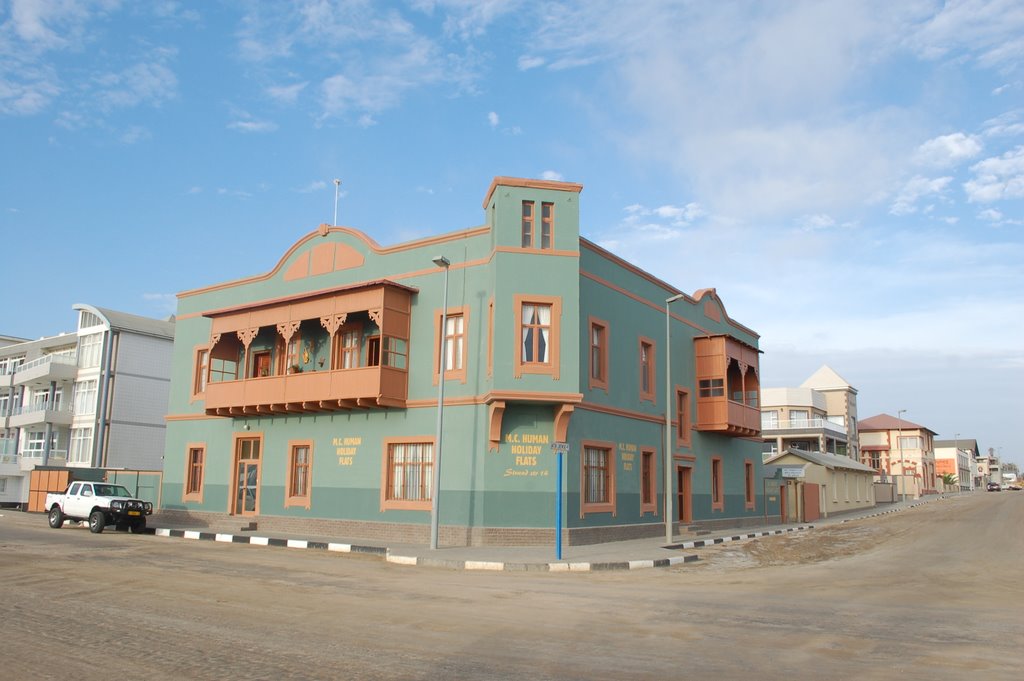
top-left (288, 363), bottom-right (303, 374)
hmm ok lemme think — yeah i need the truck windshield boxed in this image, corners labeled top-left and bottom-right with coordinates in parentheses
top-left (94, 485), bottom-right (132, 497)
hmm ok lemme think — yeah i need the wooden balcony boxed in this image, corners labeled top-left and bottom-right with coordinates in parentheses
top-left (695, 398), bottom-right (761, 437)
top-left (205, 365), bottom-right (408, 415)
top-left (694, 334), bottom-right (761, 438)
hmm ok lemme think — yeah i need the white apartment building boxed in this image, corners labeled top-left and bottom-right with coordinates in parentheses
top-left (0, 305), bottom-right (174, 507)
top-left (761, 365), bottom-right (859, 460)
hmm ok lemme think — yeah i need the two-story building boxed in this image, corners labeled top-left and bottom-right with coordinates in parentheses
top-left (0, 305), bottom-right (174, 508)
top-left (760, 365), bottom-right (858, 460)
top-left (858, 413), bottom-right (938, 499)
top-left (160, 176), bottom-right (765, 546)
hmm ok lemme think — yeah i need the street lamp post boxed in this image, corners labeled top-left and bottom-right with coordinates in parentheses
top-left (897, 409), bottom-right (907, 502)
top-left (664, 293), bottom-right (684, 543)
top-left (429, 255), bottom-right (450, 550)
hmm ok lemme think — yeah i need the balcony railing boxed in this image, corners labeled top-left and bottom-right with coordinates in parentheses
top-left (761, 417), bottom-right (847, 435)
top-left (16, 354), bottom-right (77, 373)
top-left (205, 365), bottom-right (408, 415)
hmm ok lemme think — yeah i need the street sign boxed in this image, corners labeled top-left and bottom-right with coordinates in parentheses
top-left (551, 442), bottom-right (570, 454)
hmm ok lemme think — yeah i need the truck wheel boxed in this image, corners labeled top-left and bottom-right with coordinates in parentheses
top-left (129, 517), bottom-right (147, 534)
top-left (48, 506), bottom-right (64, 529)
top-left (88, 509), bottom-right (106, 534)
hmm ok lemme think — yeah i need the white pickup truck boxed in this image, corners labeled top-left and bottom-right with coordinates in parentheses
top-left (45, 481), bottom-right (153, 534)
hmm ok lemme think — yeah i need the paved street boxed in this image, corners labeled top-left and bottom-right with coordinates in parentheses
top-left (1, 493), bottom-right (1021, 680)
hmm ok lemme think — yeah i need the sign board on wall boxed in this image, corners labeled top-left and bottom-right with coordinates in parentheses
top-left (782, 466), bottom-right (805, 479)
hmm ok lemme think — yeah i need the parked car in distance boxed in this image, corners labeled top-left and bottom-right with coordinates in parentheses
top-left (986, 482), bottom-right (1001, 491)
top-left (1007, 484), bottom-right (1021, 491)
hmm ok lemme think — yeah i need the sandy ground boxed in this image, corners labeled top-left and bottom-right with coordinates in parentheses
top-left (0, 492), bottom-right (1021, 680)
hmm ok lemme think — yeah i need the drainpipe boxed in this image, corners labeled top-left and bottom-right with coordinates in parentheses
top-left (42, 380), bottom-right (57, 466)
top-left (92, 329), bottom-right (117, 468)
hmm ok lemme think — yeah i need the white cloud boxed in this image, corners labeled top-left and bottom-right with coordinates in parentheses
top-left (119, 125), bottom-right (151, 144)
top-left (297, 180), bottom-right (327, 193)
top-left (890, 175), bottom-right (952, 215)
top-left (964, 146), bottom-right (1024, 202)
top-left (914, 132), bottom-right (982, 168)
top-left (227, 117), bottom-right (278, 133)
top-left (982, 110), bottom-right (1024, 137)
top-left (93, 60), bottom-right (178, 110)
top-left (266, 82), bottom-right (307, 104)
top-left (540, 170), bottom-right (564, 181)
top-left (800, 213), bottom-right (836, 231)
top-left (487, 110), bottom-right (499, 127)
top-left (517, 55), bottom-right (545, 70)
top-left (979, 208), bottom-right (1003, 221)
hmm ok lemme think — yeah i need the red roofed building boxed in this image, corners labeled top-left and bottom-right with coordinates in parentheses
top-left (858, 413), bottom-right (938, 499)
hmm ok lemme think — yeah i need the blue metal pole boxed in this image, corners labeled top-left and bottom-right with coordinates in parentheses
top-left (556, 450), bottom-right (563, 560)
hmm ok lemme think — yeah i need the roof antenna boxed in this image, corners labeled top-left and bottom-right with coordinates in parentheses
top-left (333, 178), bottom-right (342, 226)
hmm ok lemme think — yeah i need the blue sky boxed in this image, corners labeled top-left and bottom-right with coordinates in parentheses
top-left (2, 0), bottom-right (1022, 467)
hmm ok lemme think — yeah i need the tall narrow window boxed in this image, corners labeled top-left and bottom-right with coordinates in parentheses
top-left (745, 460), bottom-right (755, 509)
top-left (521, 303), bottom-right (551, 365)
top-left (383, 441), bottom-right (433, 511)
top-left (589, 318), bottom-right (608, 391)
top-left (339, 328), bottom-right (361, 369)
top-left (285, 333), bottom-right (301, 372)
top-left (641, 449), bottom-right (656, 515)
top-left (367, 336), bottom-right (381, 366)
top-left (540, 202), bottom-right (553, 249)
top-left (514, 295), bottom-right (561, 378)
top-left (584, 446), bottom-right (610, 503)
top-left (676, 388), bottom-right (691, 446)
top-left (184, 445), bottom-right (205, 502)
top-left (286, 442), bottom-right (312, 508)
top-left (711, 457), bottom-right (724, 511)
top-left (193, 349), bottom-right (209, 395)
top-left (521, 200), bottom-right (535, 248)
top-left (581, 442), bottom-right (616, 516)
top-left (434, 308), bottom-right (469, 383)
top-left (639, 338), bottom-right (656, 402)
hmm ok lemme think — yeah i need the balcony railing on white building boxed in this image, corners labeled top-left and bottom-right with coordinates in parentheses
top-left (15, 354), bottom-right (77, 373)
top-left (761, 417), bottom-right (847, 435)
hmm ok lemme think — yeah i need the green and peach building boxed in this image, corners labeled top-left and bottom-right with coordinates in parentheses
top-left (161, 177), bottom-right (764, 545)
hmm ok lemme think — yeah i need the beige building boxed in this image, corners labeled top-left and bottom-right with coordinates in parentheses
top-left (765, 448), bottom-right (876, 521)
top-left (761, 365), bottom-right (859, 460)
top-left (858, 413), bottom-right (938, 499)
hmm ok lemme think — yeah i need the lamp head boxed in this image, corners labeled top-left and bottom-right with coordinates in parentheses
top-left (432, 255), bottom-right (450, 268)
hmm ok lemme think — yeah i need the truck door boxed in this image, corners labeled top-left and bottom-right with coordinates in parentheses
top-left (65, 482), bottom-right (90, 517)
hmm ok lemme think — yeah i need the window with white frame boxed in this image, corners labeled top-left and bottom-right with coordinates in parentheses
top-left (78, 333), bottom-right (103, 368)
top-left (25, 431), bottom-right (48, 455)
top-left (73, 379), bottom-right (98, 414)
top-left (898, 436), bottom-right (921, 449)
top-left (789, 410), bottom-right (809, 426)
top-left (69, 427), bottom-right (93, 464)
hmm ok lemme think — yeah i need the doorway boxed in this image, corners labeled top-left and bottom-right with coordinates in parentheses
top-left (234, 437), bottom-right (261, 516)
top-left (252, 351), bottom-right (271, 378)
top-left (676, 466), bottom-right (692, 524)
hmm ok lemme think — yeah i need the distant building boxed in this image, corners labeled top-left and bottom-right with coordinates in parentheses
top-left (858, 414), bottom-right (938, 499)
top-left (0, 305), bottom-right (174, 507)
top-left (933, 438), bottom-right (977, 491)
top-left (760, 365), bottom-right (858, 460)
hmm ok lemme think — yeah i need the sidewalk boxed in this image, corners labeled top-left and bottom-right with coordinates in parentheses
top-left (148, 498), bottom-right (937, 572)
